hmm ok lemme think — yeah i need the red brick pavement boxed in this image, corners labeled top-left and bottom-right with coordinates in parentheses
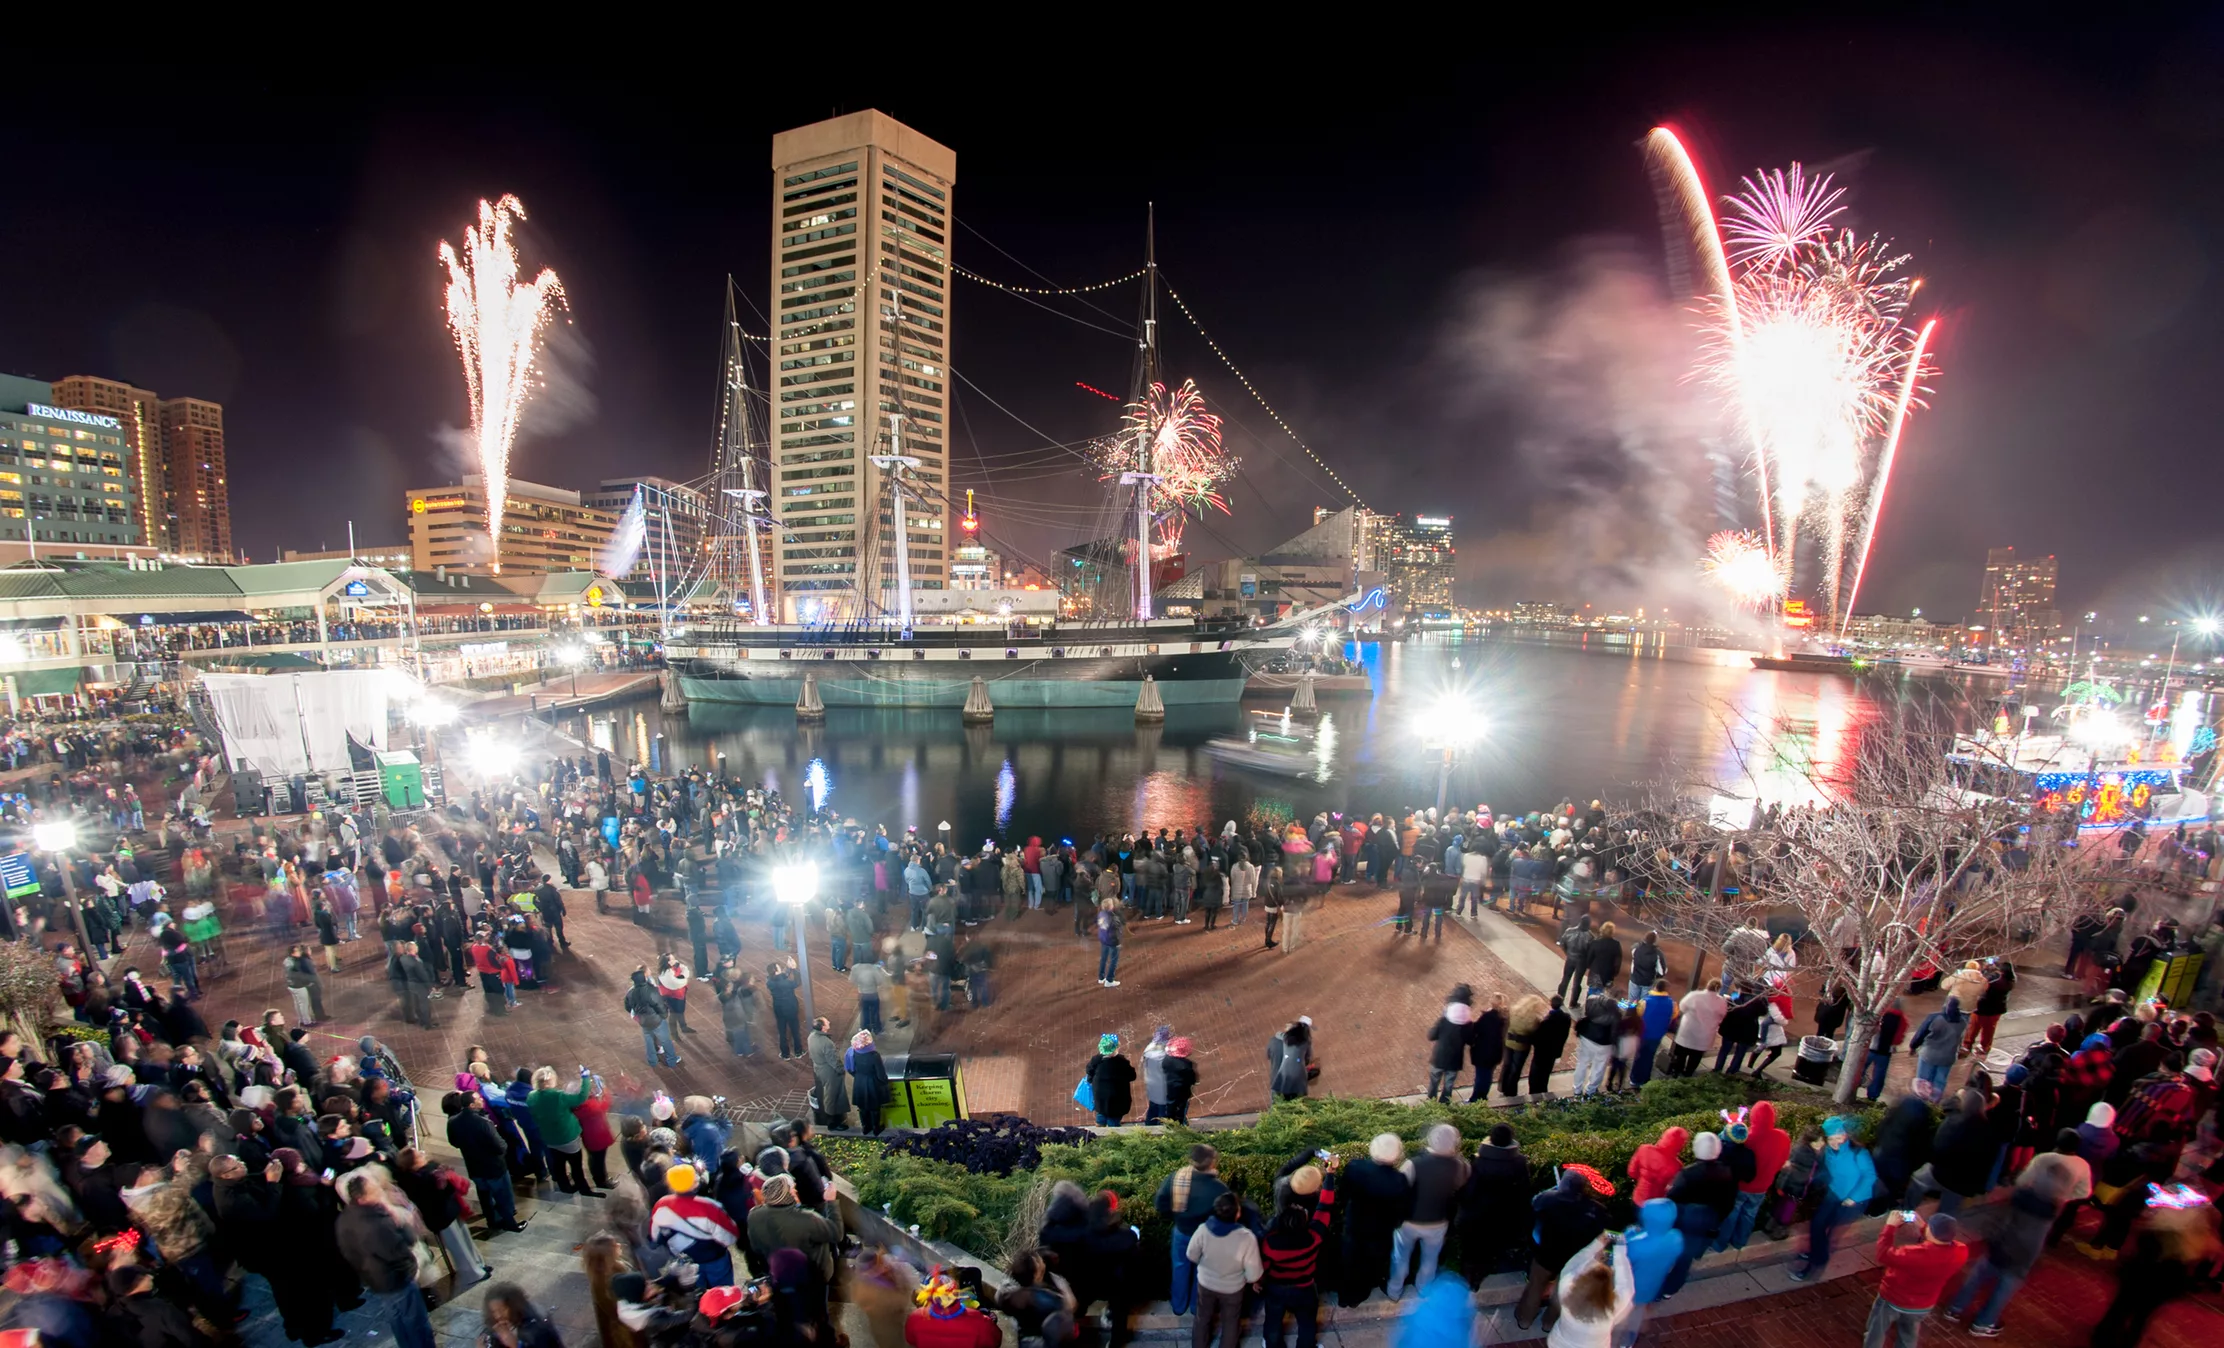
top-left (1646, 1239), bottom-right (2223, 1348)
top-left (126, 879), bottom-right (1544, 1125)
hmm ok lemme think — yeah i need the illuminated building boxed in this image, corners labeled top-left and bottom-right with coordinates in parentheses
top-left (48, 375), bottom-right (166, 551)
top-left (158, 398), bottom-right (232, 560)
top-left (768, 110), bottom-right (956, 620)
top-left (0, 374), bottom-right (144, 561)
top-left (405, 476), bottom-right (618, 575)
top-left (1384, 513), bottom-right (1455, 610)
top-left (1979, 547), bottom-right (2060, 652)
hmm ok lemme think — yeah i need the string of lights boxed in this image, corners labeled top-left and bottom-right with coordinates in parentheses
top-left (1160, 274), bottom-right (1369, 510)
top-left (952, 264), bottom-right (1145, 297)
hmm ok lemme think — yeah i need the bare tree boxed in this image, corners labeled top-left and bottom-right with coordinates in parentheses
top-left (1630, 701), bottom-right (2104, 1103)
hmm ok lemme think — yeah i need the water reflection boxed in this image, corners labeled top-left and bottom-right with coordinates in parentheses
top-left (554, 641), bottom-right (1934, 846)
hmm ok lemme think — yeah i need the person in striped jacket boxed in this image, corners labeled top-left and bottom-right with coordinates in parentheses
top-left (1261, 1155), bottom-right (1338, 1348)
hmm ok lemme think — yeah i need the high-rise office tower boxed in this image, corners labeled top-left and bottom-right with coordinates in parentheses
top-left (768, 110), bottom-right (955, 622)
top-left (1978, 546), bottom-right (2060, 652)
top-left (158, 398), bottom-right (231, 560)
top-left (49, 375), bottom-right (167, 551)
top-left (1385, 513), bottom-right (1456, 610)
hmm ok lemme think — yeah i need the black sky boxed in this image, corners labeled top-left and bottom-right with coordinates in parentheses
top-left (6, 21), bottom-right (2224, 635)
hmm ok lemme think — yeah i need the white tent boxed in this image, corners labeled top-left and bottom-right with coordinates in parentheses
top-left (200, 670), bottom-right (391, 777)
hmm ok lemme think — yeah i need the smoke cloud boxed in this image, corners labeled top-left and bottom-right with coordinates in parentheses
top-left (1436, 239), bottom-right (1742, 620)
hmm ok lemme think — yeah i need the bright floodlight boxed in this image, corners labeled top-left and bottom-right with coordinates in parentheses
top-left (2074, 710), bottom-right (2127, 751)
top-left (1298, 624), bottom-right (1322, 648)
top-left (31, 821), bottom-right (75, 853)
top-left (466, 737), bottom-right (520, 779)
top-left (559, 644), bottom-right (588, 667)
top-left (412, 700), bottom-right (458, 727)
top-left (773, 863), bottom-right (819, 907)
top-left (2194, 616), bottom-right (2222, 637)
top-left (1424, 695), bottom-right (1488, 748)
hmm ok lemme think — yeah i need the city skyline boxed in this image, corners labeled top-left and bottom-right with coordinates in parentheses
top-left (4, 31), bottom-right (2224, 622)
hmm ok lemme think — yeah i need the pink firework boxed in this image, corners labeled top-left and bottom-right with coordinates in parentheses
top-left (1721, 164), bottom-right (1847, 269)
top-left (1095, 377), bottom-right (1237, 554)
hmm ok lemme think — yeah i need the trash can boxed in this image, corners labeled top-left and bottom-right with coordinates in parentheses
top-left (1793, 1035), bottom-right (1835, 1086)
top-left (376, 750), bottom-right (426, 809)
top-left (893, 1052), bottom-right (967, 1129)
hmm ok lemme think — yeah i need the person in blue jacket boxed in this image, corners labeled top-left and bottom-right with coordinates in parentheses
top-left (1633, 981), bottom-right (1675, 1088)
top-left (1619, 1198), bottom-right (1684, 1346)
top-left (1791, 1115), bottom-right (1877, 1281)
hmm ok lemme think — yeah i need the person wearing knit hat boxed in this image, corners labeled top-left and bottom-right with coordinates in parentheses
top-left (1163, 1037), bottom-right (1198, 1124)
top-left (745, 1171), bottom-right (839, 1285)
top-left (1864, 1206), bottom-right (1968, 1344)
top-left (649, 1157), bottom-right (738, 1287)
top-left (1661, 1132), bottom-right (1734, 1297)
top-left (1085, 1033), bottom-right (1136, 1127)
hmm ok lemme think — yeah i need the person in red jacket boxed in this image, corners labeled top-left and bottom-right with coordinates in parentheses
top-left (904, 1268), bottom-right (1001, 1348)
top-left (1866, 1210), bottom-right (1969, 1348)
top-left (1717, 1102), bottom-right (1792, 1250)
top-left (572, 1073), bottom-right (616, 1191)
top-left (1627, 1125), bottom-right (1688, 1205)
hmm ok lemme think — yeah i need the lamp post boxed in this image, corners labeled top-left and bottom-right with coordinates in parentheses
top-left (773, 862), bottom-right (818, 1024)
top-left (33, 820), bottom-right (90, 961)
top-left (1419, 696), bottom-right (1487, 812)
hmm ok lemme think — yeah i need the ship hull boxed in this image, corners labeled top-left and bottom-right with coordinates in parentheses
top-left (669, 638), bottom-right (1268, 709)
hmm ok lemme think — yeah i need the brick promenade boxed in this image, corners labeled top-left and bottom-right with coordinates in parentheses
top-left (136, 874), bottom-right (1546, 1124)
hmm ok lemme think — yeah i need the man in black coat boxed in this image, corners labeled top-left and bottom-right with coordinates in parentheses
top-left (1627, 932), bottom-right (1665, 1003)
top-left (1465, 996), bottom-right (1506, 1104)
top-left (102, 1264), bottom-right (210, 1348)
top-left (1664, 1132), bottom-right (1738, 1295)
top-left (443, 1091), bottom-right (524, 1234)
top-left (1584, 921), bottom-right (1624, 995)
top-left (280, 1029), bottom-right (321, 1089)
top-left (1517, 1169), bottom-right (1604, 1330)
top-left (1527, 996), bottom-right (1573, 1097)
top-left (1458, 1124), bottom-right (1531, 1285)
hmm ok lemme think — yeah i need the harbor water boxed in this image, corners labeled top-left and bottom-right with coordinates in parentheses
top-left (554, 637), bottom-right (1972, 845)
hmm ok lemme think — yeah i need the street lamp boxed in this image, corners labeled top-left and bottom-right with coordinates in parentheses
top-left (772, 862), bottom-right (818, 1024)
top-left (1418, 695), bottom-right (1488, 812)
top-left (557, 644), bottom-right (587, 697)
top-left (32, 820), bottom-right (91, 961)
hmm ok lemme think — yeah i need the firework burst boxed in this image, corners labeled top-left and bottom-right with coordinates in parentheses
top-left (1093, 377), bottom-right (1236, 556)
top-left (1652, 131), bottom-right (1938, 627)
top-left (440, 195), bottom-right (567, 550)
top-left (1702, 530), bottom-right (1790, 609)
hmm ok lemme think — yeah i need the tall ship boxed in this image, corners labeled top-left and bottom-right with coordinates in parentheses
top-left (659, 234), bottom-right (1294, 709)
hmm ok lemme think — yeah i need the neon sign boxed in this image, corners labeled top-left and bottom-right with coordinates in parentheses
top-left (1343, 588), bottom-right (1387, 613)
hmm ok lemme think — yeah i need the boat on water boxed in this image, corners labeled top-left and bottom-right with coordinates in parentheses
top-left (1204, 709), bottom-right (1335, 780)
top-left (1749, 651), bottom-right (1867, 675)
top-left (1942, 718), bottom-right (2214, 830)
top-left (668, 621), bottom-right (1283, 709)
top-left (1243, 653), bottom-right (1372, 697)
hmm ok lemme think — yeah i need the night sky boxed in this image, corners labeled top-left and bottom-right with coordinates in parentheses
top-left (6, 22), bottom-right (2224, 635)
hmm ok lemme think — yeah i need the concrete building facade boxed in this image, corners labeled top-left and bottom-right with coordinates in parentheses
top-left (0, 374), bottom-right (145, 560)
top-left (769, 110), bottom-right (955, 621)
top-left (406, 476), bottom-right (619, 576)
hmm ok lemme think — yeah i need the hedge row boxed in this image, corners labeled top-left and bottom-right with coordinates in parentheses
top-left (847, 1077), bottom-right (1887, 1277)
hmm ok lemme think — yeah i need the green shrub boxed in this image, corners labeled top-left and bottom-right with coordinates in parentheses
top-left (850, 1074), bottom-right (1882, 1296)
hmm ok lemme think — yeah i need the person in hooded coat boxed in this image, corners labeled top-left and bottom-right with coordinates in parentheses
top-left (1718, 1100), bottom-right (1791, 1251)
top-left (1426, 1002), bottom-right (1472, 1102)
top-left (1619, 1198), bottom-right (1685, 1346)
top-left (1627, 1126), bottom-right (1689, 1206)
top-left (1162, 1037), bottom-right (1199, 1124)
top-left (1907, 996), bottom-right (1968, 1098)
top-left (1516, 1168), bottom-right (1606, 1332)
top-left (1901, 1088), bottom-right (1994, 1216)
top-left (1662, 1133), bottom-right (1736, 1296)
top-left (1527, 996), bottom-right (1573, 1098)
top-left (1458, 1124), bottom-right (1531, 1285)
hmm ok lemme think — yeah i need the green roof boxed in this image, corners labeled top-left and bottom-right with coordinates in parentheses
top-left (223, 560), bottom-right (355, 598)
top-left (0, 559), bottom-right (406, 607)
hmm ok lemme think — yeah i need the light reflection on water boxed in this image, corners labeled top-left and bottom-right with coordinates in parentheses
top-left (559, 639), bottom-right (1964, 843)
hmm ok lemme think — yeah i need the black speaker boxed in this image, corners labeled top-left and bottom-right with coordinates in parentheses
top-left (233, 769), bottom-right (264, 815)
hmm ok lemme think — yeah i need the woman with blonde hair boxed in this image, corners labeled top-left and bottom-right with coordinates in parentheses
top-left (581, 1231), bottom-right (643, 1348)
top-left (1765, 931), bottom-right (1798, 976)
top-left (1499, 994), bottom-right (1551, 1097)
top-left (1546, 1232), bottom-right (1631, 1348)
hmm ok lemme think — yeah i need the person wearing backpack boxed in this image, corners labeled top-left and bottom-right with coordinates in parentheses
top-left (625, 966), bottom-right (681, 1068)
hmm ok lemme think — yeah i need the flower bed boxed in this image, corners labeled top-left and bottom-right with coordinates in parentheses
top-left (846, 1076), bottom-right (1885, 1287)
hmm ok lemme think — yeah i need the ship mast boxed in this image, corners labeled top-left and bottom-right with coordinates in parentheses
top-left (707, 277), bottom-right (771, 623)
top-left (869, 413), bottom-right (920, 629)
top-left (1119, 206), bottom-right (1163, 622)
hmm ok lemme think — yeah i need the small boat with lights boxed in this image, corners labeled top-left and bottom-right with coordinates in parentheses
top-left (1941, 701), bottom-right (2216, 830)
top-left (1204, 710), bottom-right (1336, 780)
top-left (1243, 654), bottom-right (1373, 697)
